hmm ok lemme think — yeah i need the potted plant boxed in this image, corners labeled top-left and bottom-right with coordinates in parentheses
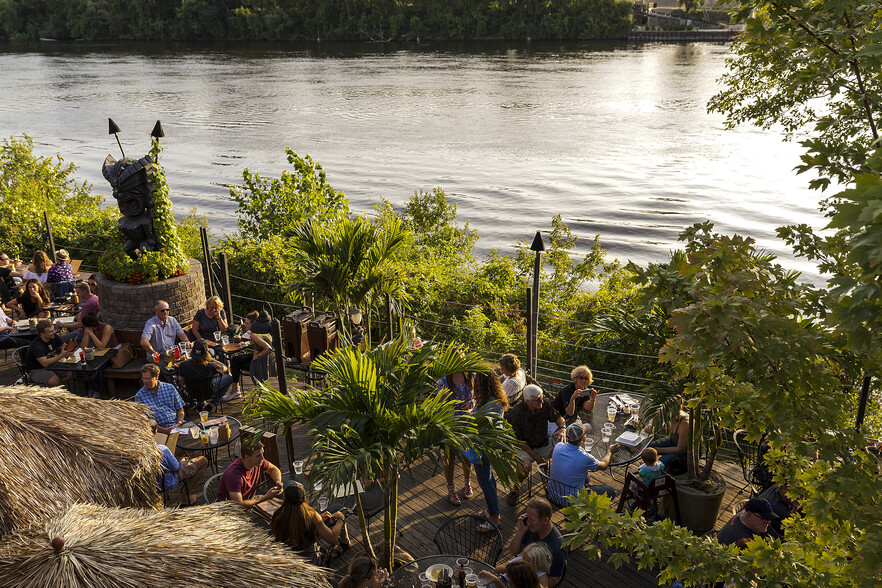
top-left (252, 338), bottom-right (520, 572)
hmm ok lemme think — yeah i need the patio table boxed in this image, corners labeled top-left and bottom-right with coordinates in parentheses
top-left (584, 392), bottom-right (653, 468)
top-left (176, 415), bottom-right (241, 474)
top-left (390, 554), bottom-right (494, 587)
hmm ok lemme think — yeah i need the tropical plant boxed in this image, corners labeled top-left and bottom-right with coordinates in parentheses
top-left (252, 338), bottom-right (520, 571)
top-left (288, 215), bottom-right (408, 343)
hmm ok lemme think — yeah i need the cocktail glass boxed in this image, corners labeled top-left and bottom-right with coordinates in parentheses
top-left (294, 461), bottom-right (304, 475)
top-left (318, 496), bottom-right (328, 511)
top-left (221, 335), bottom-right (230, 346)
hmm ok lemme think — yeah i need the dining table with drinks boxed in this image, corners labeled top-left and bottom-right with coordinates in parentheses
top-left (585, 392), bottom-right (653, 469)
top-left (11, 315), bottom-right (77, 341)
top-left (50, 344), bottom-right (118, 395)
top-left (390, 555), bottom-right (494, 587)
top-left (175, 415), bottom-right (241, 473)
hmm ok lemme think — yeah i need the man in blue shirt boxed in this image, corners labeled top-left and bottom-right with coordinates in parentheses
top-left (548, 422), bottom-right (619, 503)
top-left (135, 363), bottom-right (185, 434)
top-left (140, 299), bottom-right (190, 356)
top-left (151, 419), bottom-right (208, 505)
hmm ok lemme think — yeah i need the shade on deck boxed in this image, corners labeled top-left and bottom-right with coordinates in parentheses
top-left (0, 386), bottom-right (162, 535)
top-left (0, 502), bottom-right (331, 587)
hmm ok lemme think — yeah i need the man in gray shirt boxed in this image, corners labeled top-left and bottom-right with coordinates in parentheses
top-left (140, 299), bottom-right (190, 356)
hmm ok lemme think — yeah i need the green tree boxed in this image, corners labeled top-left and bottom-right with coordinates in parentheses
top-left (253, 338), bottom-right (520, 571)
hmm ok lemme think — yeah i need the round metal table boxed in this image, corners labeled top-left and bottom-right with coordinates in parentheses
top-left (390, 554), bottom-right (494, 587)
top-left (177, 416), bottom-right (241, 473)
top-left (583, 393), bottom-right (653, 467)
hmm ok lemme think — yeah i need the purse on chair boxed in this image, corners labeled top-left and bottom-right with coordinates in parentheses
top-left (110, 342), bottom-right (135, 369)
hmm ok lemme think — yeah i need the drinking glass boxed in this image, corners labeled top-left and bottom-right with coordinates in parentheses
top-left (419, 573), bottom-right (431, 587)
top-left (213, 330), bottom-right (221, 342)
top-left (463, 567), bottom-right (473, 577)
top-left (456, 558), bottom-right (469, 569)
top-left (607, 405), bottom-right (617, 422)
top-left (465, 574), bottom-right (479, 588)
top-left (199, 411), bottom-right (209, 423)
top-left (318, 496), bottom-right (328, 511)
top-left (601, 429), bottom-right (611, 443)
top-left (584, 438), bottom-right (595, 453)
top-left (200, 431), bottom-right (209, 447)
top-left (190, 426), bottom-right (200, 440)
top-left (208, 427), bottom-right (219, 444)
top-left (166, 349), bottom-right (175, 367)
top-left (293, 461), bottom-right (304, 475)
top-left (178, 342), bottom-right (187, 354)
top-left (221, 335), bottom-right (230, 346)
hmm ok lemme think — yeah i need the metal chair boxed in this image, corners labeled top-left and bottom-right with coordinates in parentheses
top-left (203, 472), bottom-right (223, 504)
top-left (616, 472), bottom-right (681, 525)
top-left (12, 346), bottom-right (31, 385)
top-left (733, 429), bottom-right (772, 497)
top-left (162, 478), bottom-right (191, 507)
top-left (182, 373), bottom-right (223, 415)
top-left (537, 463), bottom-right (583, 509)
top-left (433, 514), bottom-right (504, 565)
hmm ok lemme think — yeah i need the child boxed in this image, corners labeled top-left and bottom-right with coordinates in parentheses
top-left (638, 447), bottom-right (665, 486)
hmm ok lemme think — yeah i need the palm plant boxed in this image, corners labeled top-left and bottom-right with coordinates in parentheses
top-left (253, 337), bottom-right (520, 571)
top-left (288, 215), bottom-right (407, 343)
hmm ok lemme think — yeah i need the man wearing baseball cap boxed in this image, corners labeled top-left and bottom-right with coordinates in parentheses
top-left (717, 497), bottom-right (778, 548)
top-left (547, 422), bottom-right (619, 505)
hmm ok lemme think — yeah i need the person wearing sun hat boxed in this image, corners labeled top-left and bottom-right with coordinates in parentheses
top-left (46, 249), bottom-right (75, 284)
top-left (717, 497), bottom-right (778, 548)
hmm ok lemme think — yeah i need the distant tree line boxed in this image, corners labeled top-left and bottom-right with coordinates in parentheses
top-left (0, 0), bottom-right (633, 41)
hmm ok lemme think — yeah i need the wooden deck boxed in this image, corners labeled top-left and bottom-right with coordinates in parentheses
top-left (0, 358), bottom-right (752, 587)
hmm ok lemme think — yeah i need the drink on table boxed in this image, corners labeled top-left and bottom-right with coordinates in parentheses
top-left (200, 431), bottom-right (209, 446)
top-left (607, 405), bottom-right (617, 423)
top-left (166, 349), bottom-right (174, 367)
top-left (466, 574), bottom-right (479, 588)
top-left (213, 330), bottom-right (221, 342)
top-left (208, 426), bottom-right (219, 444)
top-left (221, 334), bottom-right (230, 346)
top-left (293, 461), bottom-right (304, 475)
top-left (199, 410), bottom-right (209, 423)
top-left (233, 334), bottom-right (241, 344)
top-left (190, 426), bottom-right (200, 440)
top-left (152, 352), bottom-right (160, 364)
top-left (318, 496), bottom-right (328, 511)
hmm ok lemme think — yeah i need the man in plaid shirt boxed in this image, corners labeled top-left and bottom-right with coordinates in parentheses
top-left (135, 363), bottom-right (185, 434)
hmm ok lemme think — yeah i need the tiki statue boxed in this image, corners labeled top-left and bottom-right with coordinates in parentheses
top-left (103, 154), bottom-right (157, 260)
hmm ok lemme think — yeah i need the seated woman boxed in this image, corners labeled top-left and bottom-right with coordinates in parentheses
top-left (7, 278), bottom-right (51, 319)
top-left (22, 250), bottom-right (52, 283)
top-left (80, 313), bottom-right (118, 397)
top-left (223, 310), bottom-right (272, 402)
top-left (177, 339), bottom-right (233, 412)
top-left (498, 353), bottom-right (527, 404)
top-left (271, 481), bottom-right (351, 560)
top-left (493, 542), bottom-right (552, 587)
top-left (189, 295), bottom-right (228, 342)
top-left (337, 557), bottom-right (389, 588)
top-left (481, 560), bottom-right (543, 588)
top-left (646, 405), bottom-right (690, 467)
top-left (46, 249), bottom-right (75, 284)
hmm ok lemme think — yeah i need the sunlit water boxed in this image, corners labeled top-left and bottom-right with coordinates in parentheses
top-left (0, 40), bottom-right (827, 281)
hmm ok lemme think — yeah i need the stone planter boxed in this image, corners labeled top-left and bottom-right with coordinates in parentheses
top-left (96, 258), bottom-right (205, 332)
top-left (663, 471), bottom-right (727, 534)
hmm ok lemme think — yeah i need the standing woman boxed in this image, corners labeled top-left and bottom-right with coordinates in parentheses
top-left (437, 370), bottom-right (475, 506)
top-left (8, 279), bottom-right (50, 318)
top-left (22, 250), bottom-right (52, 283)
top-left (189, 295), bottom-right (228, 341)
top-left (470, 369), bottom-right (509, 531)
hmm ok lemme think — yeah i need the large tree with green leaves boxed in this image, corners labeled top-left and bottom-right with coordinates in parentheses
top-left (252, 338), bottom-right (520, 571)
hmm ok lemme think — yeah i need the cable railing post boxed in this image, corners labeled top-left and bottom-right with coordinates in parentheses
top-left (218, 251), bottom-right (233, 321)
top-left (526, 287), bottom-right (533, 377)
top-left (385, 293), bottom-right (394, 341)
top-left (271, 318), bottom-right (288, 396)
top-left (199, 227), bottom-right (216, 297)
top-left (44, 211), bottom-right (56, 260)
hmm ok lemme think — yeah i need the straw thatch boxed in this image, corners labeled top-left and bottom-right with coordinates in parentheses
top-left (0, 386), bottom-right (163, 536)
top-left (0, 502), bottom-right (332, 588)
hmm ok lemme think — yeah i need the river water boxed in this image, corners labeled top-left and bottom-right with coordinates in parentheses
top-left (0, 41), bottom-right (826, 279)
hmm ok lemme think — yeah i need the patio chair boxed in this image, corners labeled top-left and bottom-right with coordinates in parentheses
top-left (181, 373), bottom-right (223, 415)
top-left (616, 472), bottom-right (681, 525)
top-left (733, 429), bottom-right (772, 497)
top-left (203, 473), bottom-right (223, 504)
top-left (537, 463), bottom-right (583, 509)
top-left (162, 477), bottom-right (191, 507)
top-left (433, 514), bottom-right (503, 565)
top-left (12, 346), bottom-right (31, 385)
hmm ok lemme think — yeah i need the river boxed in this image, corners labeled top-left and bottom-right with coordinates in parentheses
top-left (0, 40), bottom-right (826, 280)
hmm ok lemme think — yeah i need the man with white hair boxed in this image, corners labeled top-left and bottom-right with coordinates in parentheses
top-left (504, 384), bottom-right (566, 506)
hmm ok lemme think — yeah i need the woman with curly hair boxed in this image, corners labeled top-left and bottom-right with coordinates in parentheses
top-left (8, 278), bottom-right (50, 319)
top-left (470, 368), bottom-right (509, 532)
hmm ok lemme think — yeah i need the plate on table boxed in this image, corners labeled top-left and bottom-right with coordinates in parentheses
top-left (426, 564), bottom-right (454, 583)
top-left (615, 431), bottom-right (643, 447)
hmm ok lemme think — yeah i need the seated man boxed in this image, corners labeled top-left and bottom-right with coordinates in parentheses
top-left (216, 441), bottom-right (283, 507)
top-left (24, 320), bottom-right (74, 387)
top-left (0, 306), bottom-right (28, 350)
top-left (140, 299), bottom-right (189, 356)
top-left (506, 498), bottom-right (567, 587)
top-left (57, 281), bottom-right (99, 342)
top-left (177, 339), bottom-right (233, 413)
top-left (151, 419), bottom-right (208, 505)
top-left (505, 384), bottom-right (566, 506)
top-left (757, 482), bottom-right (798, 538)
top-left (717, 497), bottom-right (777, 548)
top-left (135, 363), bottom-right (185, 434)
top-left (548, 423), bottom-right (619, 502)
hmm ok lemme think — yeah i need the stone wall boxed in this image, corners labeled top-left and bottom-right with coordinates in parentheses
top-left (96, 258), bottom-right (205, 332)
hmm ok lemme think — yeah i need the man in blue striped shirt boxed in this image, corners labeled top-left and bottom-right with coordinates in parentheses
top-left (135, 363), bottom-right (185, 434)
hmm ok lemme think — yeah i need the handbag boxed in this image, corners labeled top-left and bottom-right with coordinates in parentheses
top-left (110, 342), bottom-right (134, 369)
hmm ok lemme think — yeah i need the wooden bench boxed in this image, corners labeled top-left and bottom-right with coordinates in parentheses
top-left (103, 329), bottom-right (147, 397)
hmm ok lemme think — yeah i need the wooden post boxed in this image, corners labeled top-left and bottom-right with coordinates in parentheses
top-left (385, 293), bottom-right (394, 341)
top-left (44, 211), bottom-right (56, 260)
top-left (525, 287), bottom-right (533, 377)
top-left (271, 318), bottom-right (288, 396)
top-left (218, 251), bottom-right (233, 322)
top-left (856, 374), bottom-right (872, 431)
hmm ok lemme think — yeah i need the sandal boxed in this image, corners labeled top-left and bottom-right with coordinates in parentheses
top-left (448, 486), bottom-right (461, 506)
top-left (476, 520), bottom-right (495, 534)
top-left (331, 541), bottom-right (350, 558)
top-left (463, 482), bottom-right (474, 499)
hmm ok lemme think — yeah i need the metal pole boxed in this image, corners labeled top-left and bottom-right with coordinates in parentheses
top-left (271, 319), bottom-right (288, 396)
top-left (199, 227), bottom-right (216, 297)
top-left (525, 287), bottom-right (533, 377)
top-left (44, 211), bottom-right (56, 259)
top-left (531, 251), bottom-right (540, 378)
top-left (284, 425), bottom-right (296, 477)
top-left (218, 251), bottom-right (233, 322)
top-left (385, 293), bottom-right (394, 341)
top-left (855, 374), bottom-right (872, 431)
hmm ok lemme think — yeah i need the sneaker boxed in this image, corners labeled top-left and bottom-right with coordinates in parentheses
top-left (222, 390), bottom-right (241, 402)
top-left (463, 482), bottom-right (474, 499)
top-left (448, 486), bottom-right (461, 506)
top-left (505, 489), bottom-right (520, 507)
top-left (202, 401), bottom-right (215, 414)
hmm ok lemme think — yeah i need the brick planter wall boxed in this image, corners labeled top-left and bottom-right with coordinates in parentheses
top-left (96, 258), bottom-right (205, 332)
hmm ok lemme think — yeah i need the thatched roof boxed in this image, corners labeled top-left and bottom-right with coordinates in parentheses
top-left (0, 386), bottom-right (163, 536)
top-left (0, 502), bottom-right (331, 588)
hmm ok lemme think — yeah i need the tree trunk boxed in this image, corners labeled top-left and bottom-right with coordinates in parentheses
top-left (353, 488), bottom-right (376, 560)
top-left (381, 464), bottom-right (400, 571)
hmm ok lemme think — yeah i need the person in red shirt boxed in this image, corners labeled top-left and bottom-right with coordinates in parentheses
top-left (216, 441), bottom-right (282, 506)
